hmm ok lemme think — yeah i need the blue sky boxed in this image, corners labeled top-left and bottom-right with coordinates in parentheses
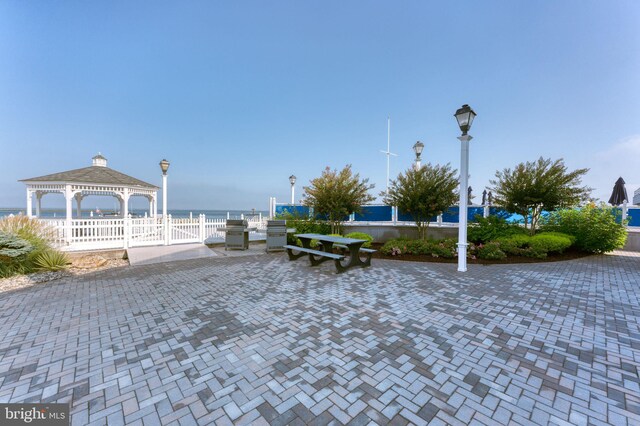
top-left (1, 1), bottom-right (639, 211)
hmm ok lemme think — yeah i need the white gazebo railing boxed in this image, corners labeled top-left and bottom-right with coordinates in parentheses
top-left (43, 215), bottom-right (267, 251)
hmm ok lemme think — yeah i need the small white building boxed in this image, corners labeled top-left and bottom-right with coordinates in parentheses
top-left (20, 154), bottom-right (159, 220)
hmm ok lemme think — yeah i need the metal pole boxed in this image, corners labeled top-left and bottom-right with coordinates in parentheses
top-left (457, 134), bottom-right (472, 272)
top-left (162, 174), bottom-right (168, 218)
top-left (290, 184), bottom-right (295, 205)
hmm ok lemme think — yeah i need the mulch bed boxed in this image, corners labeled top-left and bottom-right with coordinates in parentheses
top-left (369, 243), bottom-right (594, 265)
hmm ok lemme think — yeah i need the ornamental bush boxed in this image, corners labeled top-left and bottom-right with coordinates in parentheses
top-left (476, 242), bottom-right (507, 260)
top-left (467, 215), bottom-right (526, 244)
top-left (344, 232), bottom-right (374, 248)
top-left (529, 232), bottom-right (574, 254)
top-left (0, 232), bottom-right (34, 277)
top-left (380, 238), bottom-right (456, 258)
top-left (541, 205), bottom-right (627, 253)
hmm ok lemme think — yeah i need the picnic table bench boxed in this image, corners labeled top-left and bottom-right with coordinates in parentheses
top-left (283, 233), bottom-right (376, 273)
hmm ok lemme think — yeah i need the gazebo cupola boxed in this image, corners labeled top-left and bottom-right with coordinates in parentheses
top-left (92, 153), bottom-right (108, 167)
top-left (20, 153), bottom-right (160, 221)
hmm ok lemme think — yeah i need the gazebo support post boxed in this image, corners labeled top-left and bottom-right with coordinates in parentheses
top-left (65, 184), bottom-right (73, 243)
top-left (26, 189), bottom-right (33, 218)
top-left (35, 192), bottom-right (42, 218)
top-left (123, 188), bottom-right (130, 218)
top-left (75, 193), bottom-right (83, 218)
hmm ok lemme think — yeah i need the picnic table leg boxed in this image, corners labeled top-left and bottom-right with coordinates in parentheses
top-left (310, 241), bottom-right (335, 266)
top-left (335, 242), bottom-right (372, 271)
top-left (286, 237), bottom-right (312, 260)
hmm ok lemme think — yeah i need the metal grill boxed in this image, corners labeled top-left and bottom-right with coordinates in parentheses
top-left (266, 220), bottom-right (287, 252)
top-left (224, 219), bottom-right (249, 250)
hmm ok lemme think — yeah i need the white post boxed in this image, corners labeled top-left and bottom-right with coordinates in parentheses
top-left (165, 214), bottom-right (171, 245)
top-left (162, 174), bottom-right (168, 218)
top-left (623, 200), bottom-right (628, 226)
top-left (457, 134), bottom-right (472, 272)
top-left (123, 215), bottom-right (130, 249)
top-left (121, 189), bottom-right (128, 218)
top-left (26, 189), bottom-right (33, 218)
top-left (75, 194), bottom-right (82, 218)
top-left (65, 184), bottom-right (73, 244)
top-left (290, 184), bottom-right (295, 205)
top-left (36, 192), bottom-right (42, 218)
top-left (199, 214), bottom-right (205, 242)
top-left (483, 205), bottom-right (490, 218)
top-left (415, 159), bottom-right (421, 170)
top-left (149, 196), bottom-right (154, 218)
top-left (437, 214), bottom-right (443, 226)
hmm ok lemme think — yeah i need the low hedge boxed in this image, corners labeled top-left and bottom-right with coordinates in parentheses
top-left (381, 238), bottom-right (457, 258)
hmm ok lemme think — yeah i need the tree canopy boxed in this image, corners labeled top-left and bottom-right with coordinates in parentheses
top-left (383, 163), bottom-right (459, 239)
top-left (303, 165), bottom-right (375, 234)
top-left (489, 157), bottom-right (591, 234)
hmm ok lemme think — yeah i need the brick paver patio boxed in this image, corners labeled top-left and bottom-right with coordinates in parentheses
top-left (1, 251), bottom-right (639, 425)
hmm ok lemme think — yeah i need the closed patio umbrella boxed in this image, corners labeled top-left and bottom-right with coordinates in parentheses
top-left (608, 177), bottom-right (628, 225)
top-left (481, 190), bottom-right (487, 206)
top-left (608, 177), bottom-right (628, 206)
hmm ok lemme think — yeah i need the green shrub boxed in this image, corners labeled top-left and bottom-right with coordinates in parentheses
top-left (380, 238), bottom-right (456, 258)
top-left (280, 216), bottom-right (331, 245)
top-left (496, 234), bottom-right (531, 255)
top-left (428, 239), bottom-right (457, 258)
top-left (0, 216), bottom-right (59, 277)
top-left (529, 232), bottom-right (574, 254)
top-left (477, 242), bottom-right (507, 260)
top-left (0, 232), bottom-right (34, 277)
top-left (344, 232), bottom-right (374, 248)
top-left (468, 215), bottom-right (526, 244)
top-left (542, 205), bottom-right (627, 253)
top-left (33, 250), bottom-right (69, 271)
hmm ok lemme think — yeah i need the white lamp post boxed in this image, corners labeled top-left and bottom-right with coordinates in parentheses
top-left (413, 141), bottom-right (425, 170)
top-left (160, 159), bottom-right (170, 218)
top-left (454, 104), bottom-right (477, 272)
top-left (289, 175), bottom-right (297, 205)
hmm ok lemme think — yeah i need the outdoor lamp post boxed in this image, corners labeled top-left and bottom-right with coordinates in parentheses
top-left (289, 175), bottom-right (297, 205)
top-left (413, 141), bottom-right (425, 170)
top-left (160, 159), bottom-right (170, 218)
top-left (454, 104), bottom-right (477, 272)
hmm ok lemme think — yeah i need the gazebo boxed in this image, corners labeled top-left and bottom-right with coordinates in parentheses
top-left (20, 154), bottom-right (159, 220)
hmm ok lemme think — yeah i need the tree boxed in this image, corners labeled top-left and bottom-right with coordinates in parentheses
top-left (303, 165), bottom-right (375, 234)
top-left (489, 157), bottom-right (591, 235)
top-left (383, 163), bottom-right (459, 240)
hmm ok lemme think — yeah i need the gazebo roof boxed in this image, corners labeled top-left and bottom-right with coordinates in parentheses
top-left (20, 155), bottom-right (158, 189)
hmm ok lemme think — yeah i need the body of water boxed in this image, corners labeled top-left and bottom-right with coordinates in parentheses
top-left (0, 208), bottom-right (268, 220)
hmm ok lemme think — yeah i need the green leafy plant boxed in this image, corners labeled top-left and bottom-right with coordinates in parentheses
top-left (0, 232), bottom-right (34, 277)
top-left (380, 238), bottom-right (456, 258)
top-left (542, 204), bottom-right (627, 253)
top-left (529, 232), bottom-right (574, 254)
top-left (476, 242), bottom-right (507, 260)
top-left (467, 215), bottom-right (527, 244)
top-left (489, 157), bottom-right (591, 234)
top-left (383, 163), bottom-right (459, 239)
top-left (304, 165), bottom-right (375, 234)
top-left (345, 232), bottom-right (374, 248)
top-left (33, 250), bottom-right (69, 271)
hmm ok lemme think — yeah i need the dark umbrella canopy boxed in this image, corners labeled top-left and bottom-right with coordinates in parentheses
top-left (608, 177), bottom-right (628, 206)
top-left (481, 190), bottom-right (487, 206)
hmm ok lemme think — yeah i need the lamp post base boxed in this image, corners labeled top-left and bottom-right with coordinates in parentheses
top-left (457, 242), bottom-right (468, 272)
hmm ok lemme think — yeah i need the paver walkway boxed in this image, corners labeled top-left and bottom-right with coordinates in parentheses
top-left (0, 252), bottom-right (639, 425)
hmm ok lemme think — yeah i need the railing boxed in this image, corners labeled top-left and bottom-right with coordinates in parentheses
top-left (41, 215), bottom-right (268, 251)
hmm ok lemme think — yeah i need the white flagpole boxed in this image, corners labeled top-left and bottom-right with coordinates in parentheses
top-left (380, 116), bottom-right (397, 195)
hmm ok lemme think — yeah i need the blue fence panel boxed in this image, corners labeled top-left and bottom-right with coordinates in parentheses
top-left (396, 210), bottom-right (439, 222)
top-left (275, 205), bottom-right (310, 218)
top-left (468, 207), bottom-right (484, 222)
top-left (354, 205), bottom-right (392, 222)
top-left (628, 208), bottom-right (640, 226)
top-left (441, 207), bottom-right (459, 223)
